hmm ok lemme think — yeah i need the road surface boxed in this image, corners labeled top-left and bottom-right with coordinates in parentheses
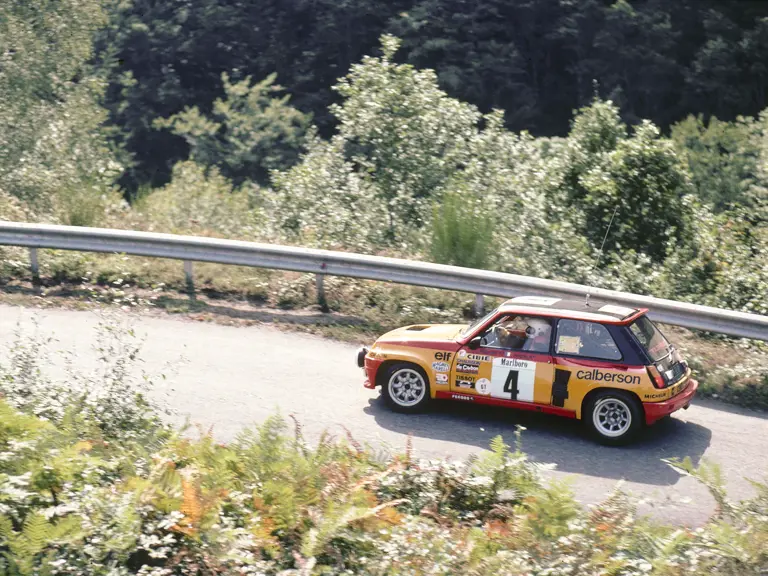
top-left (1, 303), bottom-right (767, 526)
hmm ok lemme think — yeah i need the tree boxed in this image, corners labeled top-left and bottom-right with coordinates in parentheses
top-left (579, 121), bottom-right (694, 262)
top-left (671, 114), bottom-right (761, 212)
top-left (157, 73), bottom-right (311, 186)
top-left (0, 0), bottom-right (122, 219)
top-left (331, 35), bottom-right (481, 238)
top-left (565, 100), bottom-right (694, 263)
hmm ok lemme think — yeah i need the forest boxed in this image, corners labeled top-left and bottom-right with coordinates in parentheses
top-left (0, 0), bottom-right (767, 320)
top-left (2, 2), bottom-right (768, 572)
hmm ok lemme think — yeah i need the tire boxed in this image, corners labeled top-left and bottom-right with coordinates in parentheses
top-left (584, 390), bottom-right (643, 446)
top-left (382, 363), bottom-right (431, 413)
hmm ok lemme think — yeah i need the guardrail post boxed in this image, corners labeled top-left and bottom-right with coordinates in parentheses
top-left (316, 274), bottom-right (328, 312)
top-left (29, 248), bottom-right (40, 284)
top-left (474, 293), bottom-right (485, 317)
top-left (184, 260), bottom-right (195, 297)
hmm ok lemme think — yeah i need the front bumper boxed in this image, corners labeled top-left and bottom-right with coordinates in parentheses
top-left (644, 378), bottom-right (698, 425)
top-left (356, 346), bottom-right (368, 368)
top-left (356, 347), bottom-right (379, 389)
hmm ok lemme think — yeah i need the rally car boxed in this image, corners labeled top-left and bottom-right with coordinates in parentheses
top-left (356, 296), bottom-right (698, 445)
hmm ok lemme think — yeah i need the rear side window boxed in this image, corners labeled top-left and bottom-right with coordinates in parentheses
top-left (555, 319), bottom-right (622, 361)
top-left (629, 316), bottom-right (671, 362)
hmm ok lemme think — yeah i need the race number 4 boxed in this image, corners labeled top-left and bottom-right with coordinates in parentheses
top-left (490, 357), bottom-right (536, 402)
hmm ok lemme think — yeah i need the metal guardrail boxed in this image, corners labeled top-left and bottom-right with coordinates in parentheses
top-left (0, 221), bottom-right (766, 341)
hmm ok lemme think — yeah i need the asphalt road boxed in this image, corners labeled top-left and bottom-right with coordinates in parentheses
top-left (1, 303), bottom-right (767, 527)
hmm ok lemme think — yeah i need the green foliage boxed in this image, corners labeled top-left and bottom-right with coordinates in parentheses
top-left (94, 0), bottom-right (768, 192)
top-left (430, 191), bottom-right (494, 269)
top-left (157, 73), bottom-right (311, 186)
top-left (332, 34), bottom-right (481, 238)
top-left (671, 114), bottom-right (761, 212)
top-left (127, 161), bottom-right (261, 239)
top-left (566, 100), bottom-right (694, 263)
top-left (0, 0), bottom-right (122, 215)
top-left (2, 380), bottom-right (768, 575)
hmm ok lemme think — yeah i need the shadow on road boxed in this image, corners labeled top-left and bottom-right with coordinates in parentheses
top-left (364, 396), bottom-right (712, 486)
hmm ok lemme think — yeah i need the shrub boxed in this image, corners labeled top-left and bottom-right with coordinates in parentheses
top-left (430, 190), bottom-right (494, 269)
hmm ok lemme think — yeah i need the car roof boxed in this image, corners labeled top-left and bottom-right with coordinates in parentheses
top-left (498, 296), bottom-right (647, 325)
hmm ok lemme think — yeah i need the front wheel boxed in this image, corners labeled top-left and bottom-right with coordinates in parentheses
top-left (382, 363), bottom-right (431, 413)
top-left (584, 390), bottom-right (643, 446)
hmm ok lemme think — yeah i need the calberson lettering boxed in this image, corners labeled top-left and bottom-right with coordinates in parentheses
top-left (577, 369), bottom-right (641, 385)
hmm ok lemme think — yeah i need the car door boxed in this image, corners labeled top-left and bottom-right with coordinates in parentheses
top-left (451, 314), bottom-right (555, 405)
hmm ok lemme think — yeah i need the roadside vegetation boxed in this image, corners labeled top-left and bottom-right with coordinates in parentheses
top-left (0, 322), bottom-right (767, 575)
top-left (0, 0), bottom-right (767, 410)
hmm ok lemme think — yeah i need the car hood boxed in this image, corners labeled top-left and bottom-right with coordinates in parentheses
top-left (375, 323), bottom-right (467, 345)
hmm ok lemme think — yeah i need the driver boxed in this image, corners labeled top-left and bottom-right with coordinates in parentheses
top-left (494, 316), bottom-right (529, 349)
top-left (523, 318), bottom-right (551, 352)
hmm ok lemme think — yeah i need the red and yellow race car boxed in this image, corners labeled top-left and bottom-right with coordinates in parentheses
top-left (356, 296), bottom-right (698, 445)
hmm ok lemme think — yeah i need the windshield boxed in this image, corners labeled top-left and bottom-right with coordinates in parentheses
top-left (460, 307), bottom-right (498, 338)
top-left (629, 316), bottom-right (671, 362)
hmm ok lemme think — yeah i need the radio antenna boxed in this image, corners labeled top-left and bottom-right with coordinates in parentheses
top-left (585, 205), bottom-right (619, 307)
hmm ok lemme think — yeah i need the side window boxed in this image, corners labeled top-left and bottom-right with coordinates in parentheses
top-left (481, 315), bottom-right (552, 353)
top-left (555, 319), bottom-right (622, 361)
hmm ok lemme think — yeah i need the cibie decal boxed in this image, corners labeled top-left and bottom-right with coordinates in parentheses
top-left (576, 369), bottom-right (640, 385)
top-left (476, 378), bottom-right (491, 395)
top-left (435, 351), bottom-right (453, 361)
top-left (435, 373), bottom-right (449, 383)
top-left (465, 354), bottom-right (491, 363)
top-left (456, 363), bottom-right (479, 374)
top-left (432, 361), bottom-right (450, 373)
top-left (452, 394), bottom-right (474, 402)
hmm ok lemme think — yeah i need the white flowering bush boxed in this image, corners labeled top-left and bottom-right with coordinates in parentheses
top-left (1, 398), bottom-right (767, 575)
top-left (0, 324), bottom-right (766, 576)
top-left (0, 314), bottom-right (167, 446)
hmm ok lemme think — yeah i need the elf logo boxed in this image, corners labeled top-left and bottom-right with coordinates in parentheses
top-left (435, 352), bottom-right (453, 361)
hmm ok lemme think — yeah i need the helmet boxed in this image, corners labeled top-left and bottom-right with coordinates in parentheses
top-left (525, 318), bottom-right (551, 338)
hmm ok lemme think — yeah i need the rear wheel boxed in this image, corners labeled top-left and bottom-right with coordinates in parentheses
top-left (382, 363), bottom-right (431, 413)
top-left (584, 390), bottom-right (643, 446)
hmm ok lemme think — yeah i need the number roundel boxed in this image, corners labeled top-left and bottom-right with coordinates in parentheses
top-left (490, 357), bottom-right (536, 402)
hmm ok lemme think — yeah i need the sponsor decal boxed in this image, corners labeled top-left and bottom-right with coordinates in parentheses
top-left (435, 373), bottom-right (449, 383)
top-left (456, 363), bottom-right (479, 374)
top-left (455, 379), bottom-right (475, 389)
top-left (558, 335), bottom-right (581, 354)
top-left (509, 296), bottom-right (561, 306)
top-left (493, 357), bottom-right (534, 370)
top-left (552, 369), bottom-right (571, 407)
top-left (434, 351), bottom-right (453, 361)
top-left (476, 378), bottom-right (491, 395)
top-left (432, 361), bottom-right (450, 372)
top-left (458, 349), bottom-right (468, 358)
top-left (577, 369), bottom-right (641, 385)
top-left (644, 392), bottom-right (668, 400)
top-left (452, 394), bottom-right (474, 402)
top-left (598, 304), bottom-right (636, 317)
top-left (465, 353), bottom-right (491, 363)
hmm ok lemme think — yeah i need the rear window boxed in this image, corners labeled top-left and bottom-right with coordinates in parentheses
top-left (629, 316), bottom-right (671, 362)
top-left (555, 319), bottom-right (622, 361)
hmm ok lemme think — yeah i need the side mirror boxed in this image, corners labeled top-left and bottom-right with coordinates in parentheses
top-left (468, 336), bottom-right (482, 350)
